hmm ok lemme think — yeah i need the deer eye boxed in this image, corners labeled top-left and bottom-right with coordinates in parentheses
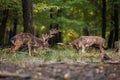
top-left (44, 39), bottom-right (47, 41)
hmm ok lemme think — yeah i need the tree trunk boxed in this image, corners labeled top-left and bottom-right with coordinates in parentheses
top-left (8, 12), bottom-right (18, 45)
top-left (49, 24), bottom-right (54, 46)
top-left (107, 30), bottom-right (114, 48)
top-left (49, 8), bottom-right (62, 46)
top-left (22, 0), bottom-right (34, 34)
top-left (12, 14), bottom-right (18, 36)
top-left (83, 27), bottom-right (89, 36)
top-left (0, 9), bottom-right (9, 46)
top-left (101, 0), bottom-right (107, 39)
top-left (113, 4), bottom-right (119, 42)
top-left (54, 24), bottom-right (62, 43)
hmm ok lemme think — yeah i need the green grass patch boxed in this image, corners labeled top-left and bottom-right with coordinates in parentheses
top-left (0, 47), bottom-right (120, 63)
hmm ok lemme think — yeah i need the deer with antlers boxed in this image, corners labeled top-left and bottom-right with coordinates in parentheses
top-left (10, 28), bottom-right (60, 56)
top-left (10, 33), bottom-right (51, 56)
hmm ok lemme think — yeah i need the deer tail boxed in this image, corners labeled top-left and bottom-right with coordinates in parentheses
top-left (10, 36), bottom-right (16, 45)
top-left (57, 42), bottom-right (66, 46)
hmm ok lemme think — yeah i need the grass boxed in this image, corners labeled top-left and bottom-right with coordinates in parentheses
top-left (0, 47), bottom-right (120, 63)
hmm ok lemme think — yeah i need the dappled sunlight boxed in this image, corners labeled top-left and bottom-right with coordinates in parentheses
top-left (40, 25), bottom-right (46, 30)
top-left (63, 29), bottom-right (79, 42)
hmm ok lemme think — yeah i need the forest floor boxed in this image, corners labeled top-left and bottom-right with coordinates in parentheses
top-left (0, 60), bottom-right (120, 80)
top-left (0, 48), bottom-right (120, 80)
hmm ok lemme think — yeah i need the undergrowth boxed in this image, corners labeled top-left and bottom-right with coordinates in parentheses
top-left (0, 47), bottom-right (120, 63)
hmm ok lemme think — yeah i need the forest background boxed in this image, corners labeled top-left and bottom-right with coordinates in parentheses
top-left (0, 0), bottom-right (119, 48)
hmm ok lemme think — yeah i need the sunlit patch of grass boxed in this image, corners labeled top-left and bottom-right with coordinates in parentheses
top-left (0, 47), bottom-right (120, 63)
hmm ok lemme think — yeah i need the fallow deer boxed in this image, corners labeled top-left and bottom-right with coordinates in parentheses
top-left (69, 36), bottom-right (105, 55)
top-left (10, 29), bottom-right (60, 56)
top-left (10, 33), bottom-right (53, 56)
top-left (68, 36), bottom-right (120, 63)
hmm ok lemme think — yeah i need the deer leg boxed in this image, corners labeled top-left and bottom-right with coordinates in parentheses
top-left (12, 44), bottom-right (22, 56)
top-left (99, 46), bottom-right (105, 57)
top-left (114, 48), bottom-right (118, 53)
top-left (28, 43), bottom-right (32, 56)
top-left (81, 45), bottom-right (85, 53)
top-left (33, 48), bottom-right (38, 53)
top-left (75, 47), bottom-right (79, 53)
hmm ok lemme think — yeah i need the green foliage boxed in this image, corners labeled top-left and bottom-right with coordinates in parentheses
top-left (0, 0), bottom-right (23, 34)
top-left (0, 0), bottom-right (21, 9)
top-left (0, 0), bottom-right (120, 44)
top-left (57, 17), bottom-right (84, 27)
top-left (32, 0), bottom-right (105, 42)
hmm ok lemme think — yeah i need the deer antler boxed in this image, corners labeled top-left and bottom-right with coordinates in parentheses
top-left (42, 34), bottom-right (50, 41)
top-left (49, 28), bottom-right (61, 35)
top-left (42, 34), bottom-right (45, 41)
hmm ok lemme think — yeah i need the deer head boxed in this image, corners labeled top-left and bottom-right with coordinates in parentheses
top-left (41, 34), bottom-right (54, 48)
top-left (42, 34), bottom-right (54, 41)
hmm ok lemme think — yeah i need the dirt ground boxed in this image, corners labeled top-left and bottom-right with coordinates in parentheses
top-left (0, 60), bottom-right (120, 80)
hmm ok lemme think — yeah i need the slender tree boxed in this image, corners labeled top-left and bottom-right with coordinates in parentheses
top-left (102, 0), bottom-right (107, 39)
top-left (49, 8), bottom-right (62, 46)
top-left (8, 10), bottom-right (18, 45)
top-left (22, 0), bottom-right (34, 34)
top-left (107, 1), bottom-right (119, 48)
top-left (107, 30), bottom-right (114, 48)
top-left (113, 3), bottom-right (119, 42)
top-left (0, 9), bottom-right (9, 45)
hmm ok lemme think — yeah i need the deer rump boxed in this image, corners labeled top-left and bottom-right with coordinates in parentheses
top-left (114, 41), bottom-right (120, 53)
top-left (70, 36), bottom-right (105, 53)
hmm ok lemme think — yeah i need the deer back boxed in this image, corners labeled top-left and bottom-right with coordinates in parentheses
top-left (79, 36), bottom-right (105, 47)
top-left (10, 33), bottom-right (33, 45)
